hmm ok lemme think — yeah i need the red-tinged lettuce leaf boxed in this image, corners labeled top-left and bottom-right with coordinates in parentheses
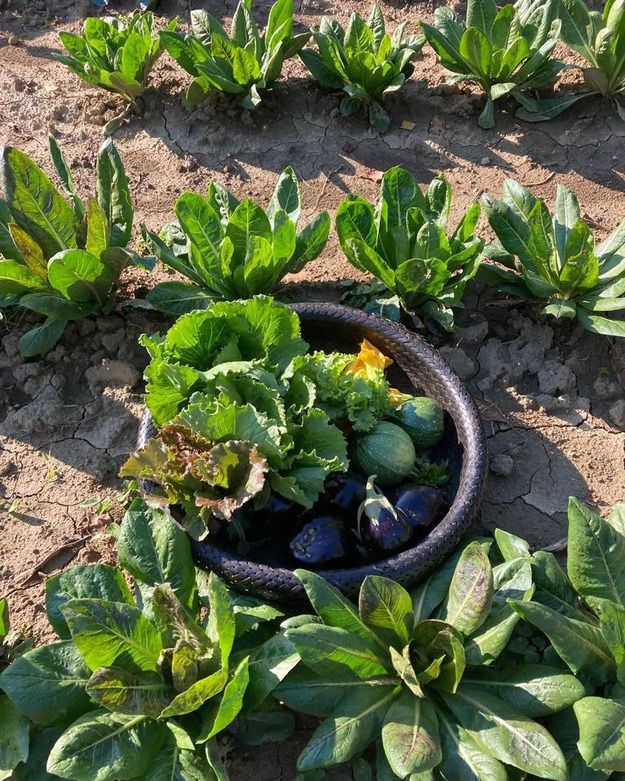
top-left (120, 424), bottom-right (268, 522)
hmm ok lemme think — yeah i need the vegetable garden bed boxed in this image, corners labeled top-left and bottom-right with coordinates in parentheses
top-left (0, 0), bottom-right (624, 778)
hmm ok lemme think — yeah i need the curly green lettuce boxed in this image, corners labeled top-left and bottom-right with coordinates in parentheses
top-left (285, 351), bottom-right (392, 432)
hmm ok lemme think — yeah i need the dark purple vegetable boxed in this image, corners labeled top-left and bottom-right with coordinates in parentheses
top-left (323, 472), bottom-right (367, 516)
top-left (357, 477), bottom-right (412, 553)
top-left (394, 484), bottom-right (448, 540)
top-left (290, 515), bottom-right (354, 566)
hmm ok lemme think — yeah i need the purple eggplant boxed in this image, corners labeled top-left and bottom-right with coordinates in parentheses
top-left (290, 515), bottom-right (354, 566)
top-left (395, 484), bottom-right (448, 540)
top-left (358, 477), bottom-right (412, 553)
top-left (324, 472), bottom-right (367, 516)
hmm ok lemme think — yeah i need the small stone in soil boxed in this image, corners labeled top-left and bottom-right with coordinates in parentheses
top-left (490, 454), bottom-right (514, 477)
top-left (609, 399), bottom-right (625, 430)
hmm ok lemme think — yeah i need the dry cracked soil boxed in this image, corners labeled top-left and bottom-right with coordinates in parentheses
top-left (1, 0), bottom-right (625, 776)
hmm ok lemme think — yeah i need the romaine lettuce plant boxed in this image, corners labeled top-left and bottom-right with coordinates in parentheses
top-left (505, 498), bottom-right (625, 777)
top-left (300, 4), bottom-right (424, 132)
top-left (54, 13), bottom-right (175, 134)
top-left (0, 499), bottom-right (298, 781)
top-left (275, 536), bottom-right (585, 779)
top-left (335, 166), bottom-right (484, 330)
top-left (160, 0), bottom-right (309, 108)
top-left (143, 168), bottom-right (330, 315)
top-left (0, 137), bottom-right (145, 356)
top-left (521, 0), bottom-right (625, 120)
top-left (121, 297), bottom-right (392, 528)
top-left (420, 0), bottom-right (565, 128)
top-left (483, 179), bottom-right (625, 337)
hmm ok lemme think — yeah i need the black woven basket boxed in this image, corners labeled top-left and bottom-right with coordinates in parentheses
top-left (137, 302), bottom-right (487, 604)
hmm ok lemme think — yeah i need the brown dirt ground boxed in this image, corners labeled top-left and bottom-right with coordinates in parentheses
top-left (0, 0), bottom-right (625, 776)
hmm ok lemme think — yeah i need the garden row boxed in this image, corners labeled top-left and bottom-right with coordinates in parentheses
top-left (55, 0), bottom-right (625, 132)
top-left (1, 495), bottom-right (625, 780)
top-left (1, 134), bottom-right (624, 358)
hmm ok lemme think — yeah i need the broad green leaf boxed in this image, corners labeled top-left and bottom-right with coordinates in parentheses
top-left (459, 28), bottom-right (491, 78)
top-left (464, 557), bottom-right (533, 666)
top-left (150, 584), bottom-right (210, 656)
top-left (359, 576), bottom-right (412, 645)
top-left (346, 238), bottom-right (396, 288)
top-left (567, 496), bottom-right (625, 609)
top-left (205, 572), bottom-right (236, 669)
top-left (18, 318), bottom-right (66, 357)
top-left (510, 600), bottom-right (615, 682)
top-left (243, 633), bottom-right (299, 711)
top-left (226, 199), bottom-right (272, 263)
top-left (437, 706), bottom-right (508, 781)
top-left (554, 184), bottom-right (581, 265)
top-left (442, 541), bottom-right (493, 637)
top-left (146, 281), bottom-right (215, 316)
top-left (20, 291), bottom-right (94, 320)
top-left (230, 705), bottom-right (295, 746)
top-left (96, 139), bottom-right (133, 247)
top-left (286, 623), bottom-right (390, 680)
top-left (294, 569), bottom-right (386, 649)
top-left (159, 669), bottom-right (228, 718)
top-left (380, 166), bottom-right (425, 233)
top-left (597, 601), bottom-right (625, 687)
top-left (576, 309), bottom-right (625, 338)
top-left (46, 563), bottom-right (134, 639)
top-left (440, 685), bottom-right (568, 780)
top-left (495, 529), bottom-right (530, 561)
top-left (0, 697), bottom-right (29, 774)
top-left (13, 726), bottom-right (64, 781)
top-left (197, 658), bottom-right (250, 741)
top-left (142, 734), bottom-right (216, 781)
top-left (265, 0), bottom-right (293, 50)
top-left (335, 197), bottom-right (376, 255)
top-left (273, 666), bottom-right (383, 718)
top-left (0, 257), bottom-right (48, 294)
top-left (0, 641), bottom-right (91, 725)
top-left (85, 199), bottom-right (110, 258)
top-left (290, 211), bottom-right (331, 272)
top-left (117, 499), bottom-right (197, 611)
top-left (61, 598), bottom-right (163, 672)
top-left (174, 193), bottom-right (225, 293)
top-left (47, 710), bottom-right (166, 781)
top-left (296, 684), bottom-right (399, 771)
top-left (463, 664), bottom-right (586, 718)
top-left (546, 705), bottom-right (609, 781)
top-left (608, 505), bottom-right (625, 537)
top-left (267, 167), bottom-right (301, 226)
top-left (8, 222), bottom-right (47, 276)
top-left (48, 249), bottom-right (113, 304)
top-left (467, 0), bottom-right (498, 37)
top-left (530, 550), bottom-right (593, 622)
top-left (1, 145), bottom-right (76, 256)
top-left (576, 697), bottom-right (625, 772)
top-left (381, 691), bottom-right (441, 776)
top-left (86, 667), bottom-right (174, 717)
top-left (411, 544), bottom-right (492, 623)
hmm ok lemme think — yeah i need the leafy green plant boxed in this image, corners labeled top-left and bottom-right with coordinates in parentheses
top-left (142, 168), bottom-right (330, 315)
top-left (0, 136), bottom-right (146, 356)
top-left (54, 13), bottom-right (175, 133)
top-left (521, 0), bottom-right (625, 120)
top-left (503, 498), bottom-right (625, 778)
top-left (160, 0), bottom-right (309, 108)
top-left (483, 179), bottom-right (625, 337)
top-left (274, 536), bottom-right (586, 780)
top-left (335, 166), bottom-right (484, 330)
top-left (0, 499), bottom-right (298, 780)
top-left (121, 297), bottom-right (392, 531)
top-left (299, 4), bottom-right (424, 132)
top-left (420, 0), bottom-right (565, 128)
